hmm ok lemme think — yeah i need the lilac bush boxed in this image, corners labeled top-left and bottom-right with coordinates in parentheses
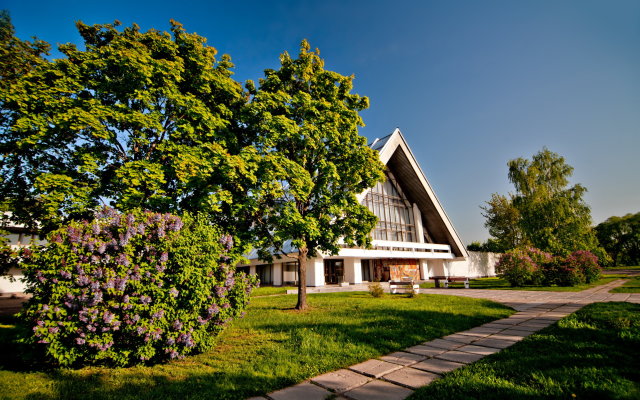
top-left (19, 208), bottom-right (257, 367)
top-left (495, 247), bottom-right (551, 286)
top-left (565, 250), bottom-right (601, 284)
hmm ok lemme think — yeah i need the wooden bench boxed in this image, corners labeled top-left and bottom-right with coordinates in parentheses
top-left (432, 276), bottom-right (470, 289)
top-left (389, 280), bottom-right (419, 294)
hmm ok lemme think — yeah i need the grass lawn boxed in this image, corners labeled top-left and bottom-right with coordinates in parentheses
top-left (604, 266), bottom-right (640, 271)
top-left (409, 302), bottom-right (640, 400)
top-left (421, 275), bottom-right (626, 292)
top-left (610, 276), bottom-right (640, 293)
top-left (250, 286), bottom-right (297, 296)
top-left (0, 292), bottom-right (512, 400)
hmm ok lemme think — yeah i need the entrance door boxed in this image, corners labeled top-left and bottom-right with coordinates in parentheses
top-left (324, 260), bottom-right (344, 284)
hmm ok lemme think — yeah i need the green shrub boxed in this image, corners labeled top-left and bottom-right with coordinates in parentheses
top-left (368, 281), bottom-right (385, 297)
top-left (495, 247), bottom-right (550, 286)
top-left (19, 208), bottom-right (257, 367)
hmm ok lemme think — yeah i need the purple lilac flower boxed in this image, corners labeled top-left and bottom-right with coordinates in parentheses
top-left (67, 227), bottom-right (82, 244)
top-left (152, 309), bottom-right (165, 319)
top-left (222, 302), bottom-right (230, 309)
top-left (116, 253), bottom-right (129, 266)
top-left (91, 291), bottom-right (103, 305)
top-left (140, 295), bottom-right (152, 305)
top-left (60, 270), bottom-right (72, 279)
top-left (169, 288), bottom-right (179, 298)
top-left (207, 304), bottom-right (219, 316)
top-left (76, 337), bottom-right (86, 345)
top-left (132, 314), bottom-right (140, 323)
top-left (215, 286), bottom-right (228, 298)
top-left (136, 326), bottom-right (146, 335)
top-left (123, 295), bottom-right (130, 303)
top-left (159, 252), bottom-right (168, 263)
top-left (166, 338), bottom-right (175, 345)
top-left (77, 275), bottom-right (90, 286)
top-left (103, 311), bottom-right (115, 324)
top-left (137, 223), bottom-right (145, 235)
top-left (172, 320), bottom-right (183, 330)
top-left (115, 278), bottom-right (127, 291)
top-left (126, 213), bottom-right (135, 226)
top-left (97, 243), bottom-right (107, 254)
top-left (155, 264), bottom-right (166, 273)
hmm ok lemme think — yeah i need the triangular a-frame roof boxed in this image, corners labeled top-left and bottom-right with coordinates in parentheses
top-left (363, 128), bottom-right (468, 259)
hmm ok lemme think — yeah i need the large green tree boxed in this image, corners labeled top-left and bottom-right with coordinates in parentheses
top-left (247, 41), bottom-right (385, 310)
top-left (595, 212), bottom-right (640, 266)
top-left (482, 148), bottom-right (603, 256)
top-left (1, 20), bottom-right (258, 239)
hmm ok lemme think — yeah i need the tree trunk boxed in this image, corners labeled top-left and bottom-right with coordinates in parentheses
top-left (295, 246), bottom-right (308, 310)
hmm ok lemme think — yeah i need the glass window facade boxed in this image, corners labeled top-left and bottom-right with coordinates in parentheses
top-left (363, 174), bottom-right (417, 242)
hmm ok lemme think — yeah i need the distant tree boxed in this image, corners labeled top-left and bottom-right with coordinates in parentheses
top-left (247, 40), bottom-right (385, 310)
top-left (0, 20), bottom-right (258, 240)
top-left (480, 193), bottom-right (523, 252)
top-left (482, 148), bottom-right (604, 257)
top-left (595, 212), bottom-right (640, 266)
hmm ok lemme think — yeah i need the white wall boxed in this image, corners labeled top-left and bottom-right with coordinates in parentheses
top-left (446, 251), bottom-right (500, 278)
top-left (344, 258), bottom-right (362, 284)
top-left (0, 267), bottom-right (26, 294)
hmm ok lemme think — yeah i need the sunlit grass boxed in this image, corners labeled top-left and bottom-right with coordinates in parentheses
top-left (0, 292), bottom-right (512, 400)
top-left (610, 276), bottom-right (640, 293)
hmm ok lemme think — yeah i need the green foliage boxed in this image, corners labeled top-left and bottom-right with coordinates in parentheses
top-left (482, 148), bottom-right (604, 256)
top-left (368, 281), bottom-right (385, 298)
top-left (595, 212), bottom-right (640, 267)
top-left (18, 208), bottom-right (256, 367)
top-left (246, 40), bottom-right (385, 309)
top-left (1, 19), bottom-right (257, 240)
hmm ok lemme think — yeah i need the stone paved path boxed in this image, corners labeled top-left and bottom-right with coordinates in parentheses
top-left (248, 279), bottom-right (640, 400)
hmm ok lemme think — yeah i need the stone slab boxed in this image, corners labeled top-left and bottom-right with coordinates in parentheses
top-left (421, 338), bottom-right (463, 350)
top-left (268, 382), bottom-right (333, 400)
top-left (472, 337), bottom-right (518, 349)
top-left (404, 344), bottom-right (447, 357)
top-left (489, 333), bottom-right (526, 342)
top-left (412, 358), bottom-right (465, 374)
top-left (382, 367), bottom-right (440, 389)
top-left (344, 379), bottom-right (414, 400)
top-left (379, 351), bottom-right (426, 366)
top-left (498, 329), bottom-right (533, 337)
top-left (350, 359), bottom-right (403, 378)
top-left (311, 369), bottom-right (370, 392)
top-left (435, 350), bottom-right (485, 364)
top-left (442, 333), bottom-right (478, 344)
top-left (456, 344), bottom-right (502, 356)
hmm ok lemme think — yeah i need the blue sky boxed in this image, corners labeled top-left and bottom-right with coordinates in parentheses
top-left (4, 0), bottom-right (639, 244)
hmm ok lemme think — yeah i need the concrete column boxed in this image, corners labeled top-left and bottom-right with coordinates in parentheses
top-left (344, 258), bottom-right (362, 284)
top-left (412, 203), bottom-right (425, 243)
top-left (272, 263), bottom-right (283, 286)
top-left (306, 258), bottom-right (325, 287)
top-left (419, 259), bottom-right (429, 280)
top-left (249, 265), bottom-right (256, 276)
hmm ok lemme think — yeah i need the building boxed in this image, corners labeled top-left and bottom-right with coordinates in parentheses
top-left (239, 128), bottom-right (472, 286)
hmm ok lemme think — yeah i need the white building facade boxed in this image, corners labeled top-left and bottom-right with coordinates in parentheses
top-left (239, 129), bottom-right (471, 286)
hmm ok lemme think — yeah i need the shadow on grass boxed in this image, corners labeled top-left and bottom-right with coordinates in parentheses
top-left (409, 302), bottom-right (640, 400)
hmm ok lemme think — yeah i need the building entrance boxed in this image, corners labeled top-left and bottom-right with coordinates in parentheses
top-left (324, 259), bottom-right (345, 284)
